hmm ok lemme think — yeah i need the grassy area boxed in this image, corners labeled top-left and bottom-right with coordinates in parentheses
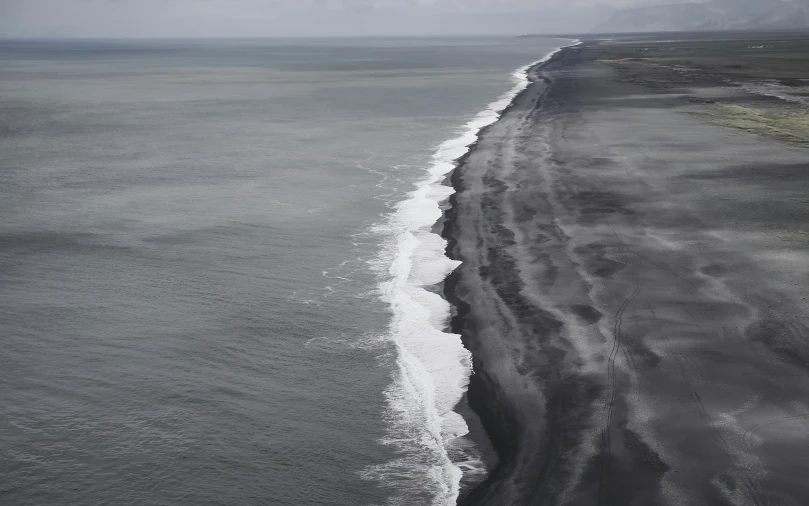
top-left (778, 230), bottom-right (809, 242)
top-left (579, 32), bottom-right (809, 148)
top-left (700, 103), bottom-right (809, 147)
top-left (585, 33), bottom-right (809, 81)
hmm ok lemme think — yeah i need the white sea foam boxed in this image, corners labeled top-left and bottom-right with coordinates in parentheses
top-left (366, 41), bottom-right (579, 505)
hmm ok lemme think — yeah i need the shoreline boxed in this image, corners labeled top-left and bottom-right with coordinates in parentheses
top-left (370, 41), bottom-right (579, 506)
top-left (440, 47), bottom-right (573, 502)
top-left (438, 34), bottom-right (809, 505)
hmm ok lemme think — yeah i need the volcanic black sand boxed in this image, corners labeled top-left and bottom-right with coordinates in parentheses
top-left (444, 39), bottom-right (809, 505)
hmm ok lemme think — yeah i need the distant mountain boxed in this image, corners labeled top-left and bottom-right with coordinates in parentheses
top-left (747, 0), bottom-right (809, 29)
top-left (591, 0), bottom-right (809, 33)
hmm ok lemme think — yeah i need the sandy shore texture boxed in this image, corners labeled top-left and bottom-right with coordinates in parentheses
top-left (444, 42), bottom-right (809, 505)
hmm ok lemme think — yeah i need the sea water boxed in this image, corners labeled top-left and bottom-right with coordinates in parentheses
top-left (0, 37), bottom-right (565, 505)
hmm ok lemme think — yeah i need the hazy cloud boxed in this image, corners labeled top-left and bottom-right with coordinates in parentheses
top-left (0, 0), bottom-right (728, 37)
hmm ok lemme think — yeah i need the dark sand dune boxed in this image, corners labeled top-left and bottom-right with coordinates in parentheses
top-left (445, 47), bottom-right (809, 505)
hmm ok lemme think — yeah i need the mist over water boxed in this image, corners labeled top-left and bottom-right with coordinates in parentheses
top-left (0, 37), bottom-right (562, 505)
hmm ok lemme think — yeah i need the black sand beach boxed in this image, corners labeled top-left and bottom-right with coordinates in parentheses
top-left (445, 38), bottom-right (809, 505)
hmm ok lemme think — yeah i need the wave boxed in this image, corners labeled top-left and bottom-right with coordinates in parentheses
top-left (365, 41), bottom-right (580, 505)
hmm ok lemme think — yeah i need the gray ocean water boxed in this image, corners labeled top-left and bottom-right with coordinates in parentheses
top-left (0, 37), bottom-right (562, 505)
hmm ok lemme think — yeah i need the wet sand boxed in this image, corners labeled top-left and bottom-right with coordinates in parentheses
top-left (445, 45), bottom-right (809, 505)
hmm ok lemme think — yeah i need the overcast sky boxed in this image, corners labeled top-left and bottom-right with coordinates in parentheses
top-left (0, 0), bottom-right (696, 37)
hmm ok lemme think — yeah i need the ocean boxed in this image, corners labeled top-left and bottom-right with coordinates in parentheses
top-left (0, 37), bottom-right (565, 505)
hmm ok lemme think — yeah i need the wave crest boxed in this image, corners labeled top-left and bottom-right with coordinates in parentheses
top-left (364, 42), bottom-right (578, 505)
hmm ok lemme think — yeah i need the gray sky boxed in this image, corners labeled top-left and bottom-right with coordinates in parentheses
top-left (0, 0), bottom-right (693, 37)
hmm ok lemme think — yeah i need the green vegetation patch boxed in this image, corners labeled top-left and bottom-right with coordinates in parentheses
top-left (586, 34), bottom-right (809, 80)
top-left (701, 103), bottom-right (809, 148)
top-left (778, 230), bottom-right (809, 242)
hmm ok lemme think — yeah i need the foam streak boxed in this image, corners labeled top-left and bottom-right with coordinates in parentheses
top-left (367, 41), bottom-right (579, 505)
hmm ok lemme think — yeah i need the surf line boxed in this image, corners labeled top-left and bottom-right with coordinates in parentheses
top-left (368, 40), bottom-right (581, 505)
